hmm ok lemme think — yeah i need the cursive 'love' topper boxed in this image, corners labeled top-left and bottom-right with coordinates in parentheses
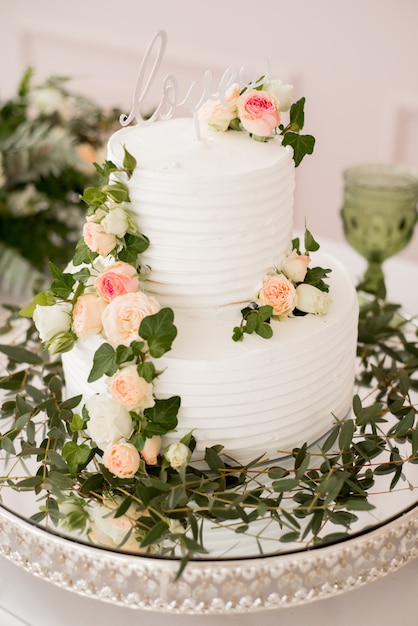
top-left (120, 30), bottom-right (270, 139)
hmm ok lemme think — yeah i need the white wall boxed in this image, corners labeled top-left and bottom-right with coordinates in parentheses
top-left (1, 0), bottom-right (418, 261)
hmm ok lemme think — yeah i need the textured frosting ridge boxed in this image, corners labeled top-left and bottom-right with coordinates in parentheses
top-left (107, 118), bottom-right (295, 308)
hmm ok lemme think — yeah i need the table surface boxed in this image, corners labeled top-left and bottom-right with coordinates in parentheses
top-left (1, 238), bottom-right (418, 626)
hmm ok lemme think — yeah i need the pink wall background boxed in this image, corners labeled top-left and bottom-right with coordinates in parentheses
top-left (1, 0), bottom-right (418, 261)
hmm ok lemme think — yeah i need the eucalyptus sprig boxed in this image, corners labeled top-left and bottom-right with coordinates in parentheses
top-left (0, 295), bottom-right (417, 577)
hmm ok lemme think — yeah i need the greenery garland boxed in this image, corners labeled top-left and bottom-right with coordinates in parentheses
top-left (0, 159), bottom-right (417, 579)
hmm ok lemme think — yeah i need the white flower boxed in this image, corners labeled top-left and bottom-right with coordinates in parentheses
top-left (101, 207), bottom-right (130, 237)
top-left (263, 80), bottom-right (293, 112)
top-left (164, 442), bottom-right (191, 470)
top-left (85, 393), bottom-right (133, 450)
top-left (30, 87), bottom-right (72, 118)
top-left (33, 301), bottom-right (72, 343)
top-left (295, 283), bottom-right (331, 315)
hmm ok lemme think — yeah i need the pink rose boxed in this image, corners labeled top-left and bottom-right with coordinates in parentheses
top-left (108, 364), bottom-right (155, 411)
top-left (83, 221), bottom-right (116, 257)
top-left (140, 435), bottom-right (161, 465)
top-left (102, 442), bottom-right (140, 478)
top-left (281, 250), bottom-right (311, 283)
top-left (95, 261), bottom-right (140, 302)
top-left (258, 273), bottom-right (297, 318)
top-left (101, 291), bottom-right (160, 347)
top-left (72, 293), bottom-right (107, 338)
top-left (237, 89), bottom-right (280, 137)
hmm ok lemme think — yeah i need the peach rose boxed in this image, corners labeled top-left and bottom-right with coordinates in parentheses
top-left (95, 261), bottom-right (140, 302)
top-left (258, 273), bottom-right (297, 318)
top-left (237, 89), bottom-right (280, 137)
top-left (102, 442), bottom-right (140, 478)
top-left (281, 250), bottom-right (311, 283)
top-left (140, 435), bottom-right (161, 465)
top-left (108, 364), bottom-right (155, 411)
top-left (101, 291), bottom-right (160, 347)
top-left (199, 83), bottom-right (240, 132)
top-left (83, 220), bottom-right (116, 257)
top-left (72, 293), bottom-right (107, 338)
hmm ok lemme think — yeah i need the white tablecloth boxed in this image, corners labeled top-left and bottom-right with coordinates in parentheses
top-left (1, 238), bottom-right (417, 625)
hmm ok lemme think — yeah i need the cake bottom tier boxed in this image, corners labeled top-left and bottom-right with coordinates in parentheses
top-left (62, 253), bottom-right (358, 465)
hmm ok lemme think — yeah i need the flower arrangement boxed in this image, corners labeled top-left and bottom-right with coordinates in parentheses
top-left (0, 89), bottom-right (416, 577)
top-left (1, 294), bottom-right (417, 576)
top-left (199, 77), bottom-right (315, 165)
top-left (232, 229), bottom-right (332, 341)
top-left (20, 151), bottom-right (184, 496)
top-left (0, 67), bottom-right (122, 297)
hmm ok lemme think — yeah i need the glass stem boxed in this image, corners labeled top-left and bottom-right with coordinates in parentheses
top-left (358, 261), bottom-right (386, 299)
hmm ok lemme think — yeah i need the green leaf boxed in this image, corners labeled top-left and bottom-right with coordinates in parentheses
top-left (73, 238), bottom-right (97, 266)
top-left (140, 520), bottom-right (169, 547)
top-left (81, 186), bottom-right (107, 207)
top-left (142, 396), bottom-right (180, 437)
top-left (62, 441), bottom-right (91, 475)
top-left (205, 446), bottom-right (225, 473)
top-left (282, 132), bottom-right (315, 167)
top-left (102, 181), bottom-right (129, 203)
top-left (137, 361), bottom-right (157, 383)
top-left (88, 343), bottom-right (117, 382)
top-left (289, 97), bottom-right (306, 130)
top-left (139, 308), bottom-right (177, 358)
top-left (0, 344), bottom-right (44, 365)
top-left (122, 146), bottom-right (137, 176)
top-left (49, 263), bottom-right (76, 299)
top-left (272, 477), bottom-right (300, 492)
top-left (339, 419), bottom-right (355, 452)
top-left (304, 227), bottom-right (320, 253)
top-left (118, 233), bottom-right (149, 264)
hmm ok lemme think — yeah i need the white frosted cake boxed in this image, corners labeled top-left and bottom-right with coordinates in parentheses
top-left (61, 117), bottom-right (358, 464)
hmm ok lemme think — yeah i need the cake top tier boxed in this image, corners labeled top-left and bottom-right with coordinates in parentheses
top-left (108, 117), bottom-right (290, 178)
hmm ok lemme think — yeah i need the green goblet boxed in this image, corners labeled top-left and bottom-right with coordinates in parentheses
top-left (341, 163), bottom-right (418, 298)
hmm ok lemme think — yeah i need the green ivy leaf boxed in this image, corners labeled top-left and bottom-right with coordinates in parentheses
top-left (49, 263), bottom-right (76, 299)
top-left (282, 132), bottom-right (316, 167)
top-left (139, 308), bottom-right (177, 358)
top-left (142, 396), bottom-right (180, 437)
top-left (118, 233), bottom-right (150, 264)
top-left (289, 97), bottom-right (306, 130)
top-left (88, 343), bottom-right (117, 382)
top-left (137, 361), bottom-right (157, 383)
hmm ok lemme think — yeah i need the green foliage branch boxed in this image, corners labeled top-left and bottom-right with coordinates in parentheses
top-left (0, 295), bottom-right (417, 577)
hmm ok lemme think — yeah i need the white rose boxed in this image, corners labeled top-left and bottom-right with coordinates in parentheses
top-left (85, 393), bottom-right (133, 450)
top-left (164, 442), bottom-right (191, 469)
top-left (295, 283), bottom-right (331, 315)
top-left (101, 207), bottom-right (130, 237)
top-left (264, 80), bottom-right (293, 112)
top-left (33, 302), bottom-right (72, 343)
